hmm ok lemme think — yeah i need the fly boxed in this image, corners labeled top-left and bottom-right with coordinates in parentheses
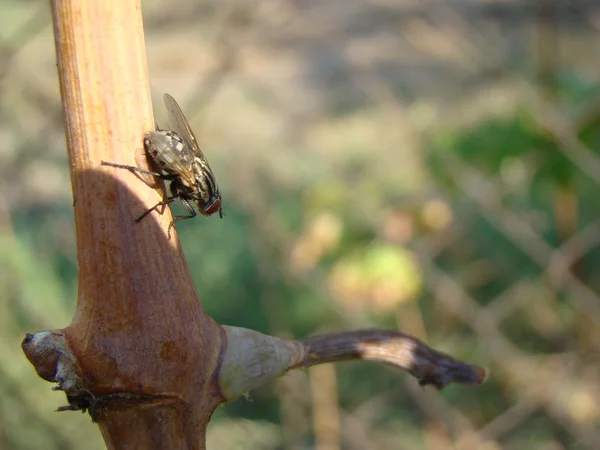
top-left (102, 93), bottom-right (223, 235)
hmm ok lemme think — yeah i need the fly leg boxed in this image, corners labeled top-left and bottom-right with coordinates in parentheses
top-left (134, 197), bottom-right (181, 239)
top-left (135, 197), bottom-right (178, 223)
top-left (103, 161), bottom-right (198, 239)
top-left (166, 199), bottom-right (197, 238)
top-left (100, 161), bottom-right (174, 181)
top-left (103, 160), bottom-right (176, 227)
top-left (172, 199), bottom-right (197, 222)
top-left (136, 198), bottom-right (196, 239)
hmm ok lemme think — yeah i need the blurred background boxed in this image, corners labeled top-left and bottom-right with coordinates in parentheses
top-left (2, 0), bottom-right (600, 448)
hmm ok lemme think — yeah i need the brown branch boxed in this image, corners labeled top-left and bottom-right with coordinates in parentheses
top-left (293, 329), bottom-right (487, 389)
top-left (218, 327), bottom-right (486, 402)
top-left (22, 1), bottom-right (224, 449)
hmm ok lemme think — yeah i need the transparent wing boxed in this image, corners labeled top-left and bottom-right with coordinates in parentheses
top-left (145, 131), bottom-right (197, 187)
top-left (163, 93), bottom-right (218, 183)
top-left (163, 94), bottom-right (207, 162)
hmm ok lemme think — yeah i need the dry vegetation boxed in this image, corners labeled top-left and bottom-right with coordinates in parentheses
top-left (2, 0), bottom-right (600, 448)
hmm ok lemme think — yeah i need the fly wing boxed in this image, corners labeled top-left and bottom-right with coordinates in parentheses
top-left (145, 130), bottom-right (197, 187)
top-left (163, 93), bottom-right (218, 182)
top-left (164, 94), bottom-right (204, 158)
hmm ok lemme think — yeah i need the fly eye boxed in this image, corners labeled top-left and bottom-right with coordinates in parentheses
top-left (202, 199), bottom-right (222, 217)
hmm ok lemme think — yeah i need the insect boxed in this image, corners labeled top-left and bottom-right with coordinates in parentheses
top-left (102, 93), bottom-right (222, 234)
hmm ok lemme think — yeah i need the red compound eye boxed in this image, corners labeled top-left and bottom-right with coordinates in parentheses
top-left (202, 199), bottom-right (221, 216)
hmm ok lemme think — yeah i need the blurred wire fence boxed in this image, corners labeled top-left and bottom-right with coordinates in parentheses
top-left (1, 0), bottom-right (600, 449)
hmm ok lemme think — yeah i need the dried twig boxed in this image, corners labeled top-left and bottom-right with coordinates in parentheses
top-left (218, 327), bottom-right (486, 403)
top-left (294, 329), bottom-right (487, 389)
